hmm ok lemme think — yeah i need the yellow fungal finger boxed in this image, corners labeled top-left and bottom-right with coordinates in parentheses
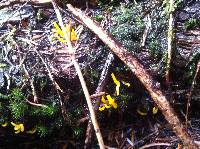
top-left (106, 95), bottom-right (118, 109)
top-left (152, 106), bottom-right (158, 115)
top-left (1, 122), bottom-right (8, 127)
top-left (115, 84), bottom-right (120, 96)
top-left (105, 104), bottom-right (111, 109)
top-left (55, 35), bottom-right (67, 42)
top-left (137, 108), bottom-right (147, 116)
top-left (14, 125), bottom-right (20, 130)
top-left (11, 122), bottom-right (17, 126)
top-left (111, 73), bottom-right (120, 86)
top-left (112, 102), bottom-right (118, 109)
top-left (15, 129), bottom-right (21, 134)
top-left (99, 106), bottom-right (105, 111)
top-left (101, 96), bottom-right (107, 103)
top-left (53, 22), bottom-right (64, 37)
top-left (20, 124), bottom-right (24, 132)
top-left (122, 80), bottom-right (131, 87)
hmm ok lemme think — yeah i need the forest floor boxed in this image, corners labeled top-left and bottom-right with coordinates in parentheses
top-left (0, 0), bottom-right (200, 148)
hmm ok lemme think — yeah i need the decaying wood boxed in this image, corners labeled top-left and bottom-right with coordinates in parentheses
top-left (67, 4), bottom-right (199, 148)
top-left (0, 0), bottom-right (51, 9)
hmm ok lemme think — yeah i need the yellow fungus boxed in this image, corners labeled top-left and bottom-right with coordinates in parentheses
top-left (52, 21), bottom-right (77, 42)
top-left (152, 106), bottom-right (158, 114)
top-left (105, 104), bottom-right (111, 109)
top-left (121, 81), bottom-right (131, 87)
top-left (11, 122), bottom-right (24, 134)
top-left (99, 106), bottom-right (105, 111)
top-left (111, 73), bottom-right (120, 96)
top-left (1, 122), bottom-right (8, 127)
top-left (101, 96), bottom-right (107, 103)
top-left (137, 108), bottom-right (147, 116)
top-left (106, 95), bottom-right (117, 109)
top-left (99, 95), bottom-right (118, 111)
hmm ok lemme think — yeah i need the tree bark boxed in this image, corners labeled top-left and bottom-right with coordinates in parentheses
top-left (67, 4), bottom-right (199, 149)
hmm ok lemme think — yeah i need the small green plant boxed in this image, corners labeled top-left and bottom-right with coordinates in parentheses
top-left (31, 104), bottom-right (57, 117)
top-left (184, 18), bottom-right (199, 30)
top-left (36, 125), bottom-right (48, 137)
top-left (9, 100), bottom-right (28, 120)
top-left (94, 13), bottom-right (104, 22)
top-left (8, 88), bottom-right (28, 120)
top-left (10, 88), bottom-right (24, 101)
top-left (73, 127), bottom-right (84, 139)
top-left (149, 39), bottom-right (159, 57)
top-left (135, 16), bottom-right (144, 29)
top-left (0, 92), bottom-right (9, 100)
top-left (111, 3), bottom-right (144, 51)
top-left (162, 0), bottom-right (182, 15)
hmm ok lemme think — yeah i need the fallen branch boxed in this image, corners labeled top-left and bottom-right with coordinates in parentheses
top-left (67, 4), bottom-right (199, 148)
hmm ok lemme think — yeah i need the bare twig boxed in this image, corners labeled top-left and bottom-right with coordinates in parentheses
top-left (141, 14), bottom-right (151, 47)
top-left (51, 1), bottom-right (105, 148)
top-left (25, 99), bottom-right (48, 108)
top-left (23, 64), bottom-right (38, 103)
top-left (90, 92), bottom-right (106, 99)
top-left (185, 60), bottom-right (200, 129)
top-left (166, 0), bottom-right (174, 87)
top-left (138, 142), bottom-right (171, 149)
top-left (67, 4), bottom-right (199, 148)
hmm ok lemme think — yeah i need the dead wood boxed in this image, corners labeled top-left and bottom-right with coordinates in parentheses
top-left (0, 0), bottom-right (51, 9)
top-left (67, 4), bottom-right (199, 149)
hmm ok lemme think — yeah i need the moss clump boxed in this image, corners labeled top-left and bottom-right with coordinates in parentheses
top-left (111, 3), bottom-right (144, 52)
top-left (184, 18), bottom-right (199, 30)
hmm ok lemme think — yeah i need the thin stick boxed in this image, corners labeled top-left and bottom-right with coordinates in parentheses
top-left (67, 4), bottom-right (199, 148)
top-left (51, 1), bottom-right (105, 148)
top-left (25, 99), bottom-right (48, 108)
top-left (139, 142), bottom-right (171, 149)
top-left (185, 60), bottom-right (200, 129)
top-left (23, 64), bottom-right (38, 103)
top-left (166, 0), bottom-right (174, 87)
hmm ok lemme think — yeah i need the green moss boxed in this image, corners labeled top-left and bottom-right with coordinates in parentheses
top-left (36, 125), bottom-right (48, 137)
top-left (31, 104), bottom-right (58, 117)
top-left (184, 18), bottom-right (199, 30)
top-left (73, 126), bottom-right (84, 139)
top-left (149, 39), bottom-right (159, 57)
top-left (0, 93), bottom-right (9, 100)
top-left (10, 88), bottom-right (24, 101)
top-left (111, 3), bottom-right (144, 51)
top-left (9, 100), bottom-right (28, 120)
